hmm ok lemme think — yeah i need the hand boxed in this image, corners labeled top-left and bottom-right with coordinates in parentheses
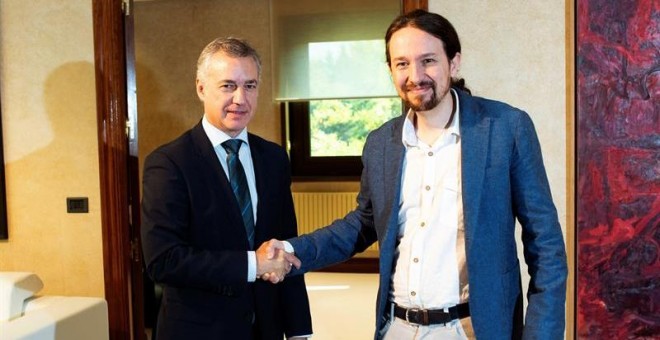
top-left (262, 238), bottom-right (301, 269)
top-left (256, 239), bottom-right (301, 284)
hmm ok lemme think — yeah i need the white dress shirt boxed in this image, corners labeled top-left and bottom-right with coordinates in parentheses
top-left (391, 89), bottom-right (468, 309)
top-left (202, 116), bottom-right (259, 282)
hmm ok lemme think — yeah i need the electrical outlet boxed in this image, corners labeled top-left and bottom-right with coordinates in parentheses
top-left (66, 197), bottom-right (89, 213)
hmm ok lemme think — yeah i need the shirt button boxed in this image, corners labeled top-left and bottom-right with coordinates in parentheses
top-left (420, 222), bottom-right (426, 227)
top-left (425, 185), bottom-right (431, 191)
top-left (413, 258), bottom-right (419, 263)
top-left (428, 151), bottom-right (434, 156)
top-left (411, 291), bottom-right (416, 296)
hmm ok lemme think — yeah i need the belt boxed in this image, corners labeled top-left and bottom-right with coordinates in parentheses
top-left (391, 302), bottom-right (470, 326)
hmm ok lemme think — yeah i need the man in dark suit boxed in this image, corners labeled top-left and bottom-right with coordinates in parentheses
top-left (141, 37), bottom-right (312, 340)
top-left (264, 10), bottom-right (567, 339)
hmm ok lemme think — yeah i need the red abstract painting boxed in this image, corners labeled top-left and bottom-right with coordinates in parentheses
top-left (577, 0), bottom-right (660, 338)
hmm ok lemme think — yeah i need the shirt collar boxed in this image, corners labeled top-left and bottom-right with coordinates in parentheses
top-left (402, 88), bottom-right (461, 147)
top-left (202, 115), bottom-right (249, 148)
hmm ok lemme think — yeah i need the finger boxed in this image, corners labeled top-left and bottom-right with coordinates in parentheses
top-left (284, 253), bottom-right (302, 269)
top-left (261, 272), bottom-right (271, 281)
top-left (266, 240), bottom-right (276, 259)
top-left (283, 261), bottom-right (292, 274)
top-left (267, 239), bottom-right (285, 259)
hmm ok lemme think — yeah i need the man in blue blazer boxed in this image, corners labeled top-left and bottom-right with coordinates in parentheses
top-left (141, 38), bottom-right (312, 339)
top-left (265, 10), bottom-right (567, 339)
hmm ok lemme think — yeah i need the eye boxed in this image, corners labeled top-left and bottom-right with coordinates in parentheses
top-left (245, 82), bottom-right (258, 91)
top-left (422, 58), bottom-right (436, 65)
top-left (395, 61), bottom-right (408, 69)
top-left (220, 83), bottom-right (237, 92)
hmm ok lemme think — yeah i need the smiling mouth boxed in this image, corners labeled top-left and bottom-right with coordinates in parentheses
top-left (227, 110), bottom-right (248, 116)
top-left (408, 86), bottom-right (431, 94)
top-left (406, 86), bottom-right (434, 99)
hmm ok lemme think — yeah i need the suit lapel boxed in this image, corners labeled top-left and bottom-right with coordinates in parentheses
top-left (380, 117), bottom-right (406, 264)
top-left (383, 117), bottom-right (405, 221)
top-left (457, 91), bottom-right (491, 250)
top-left (190, 122), bottom-right (246, 237)
top-left (191, 122), bottom-right (228, 185)
top-left (247, 134), bottom-right (267, 243)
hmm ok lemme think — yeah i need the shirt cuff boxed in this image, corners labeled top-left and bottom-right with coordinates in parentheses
top-left (283, 241), bottom-right (295, 253)
top-left (247, 251), bottom-right (257, 282)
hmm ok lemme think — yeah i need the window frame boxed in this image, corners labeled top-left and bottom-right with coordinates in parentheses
top-left (284, 101), bottom-right (364, 181)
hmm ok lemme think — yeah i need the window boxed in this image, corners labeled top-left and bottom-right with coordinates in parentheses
top-left (309, 98), bottom-right (402, 157)
top-left (285, 98), bottom-right (402, 179)
top-left (273, 0), bottom-right (401, 179)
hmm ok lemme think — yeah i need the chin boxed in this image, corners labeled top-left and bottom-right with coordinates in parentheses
top-left (229, 124), bottom-right (248, 132)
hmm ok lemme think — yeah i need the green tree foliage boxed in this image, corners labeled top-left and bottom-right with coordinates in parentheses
top-left (310, 98), bottom-right (401, 156)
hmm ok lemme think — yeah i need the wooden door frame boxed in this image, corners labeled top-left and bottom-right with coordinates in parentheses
top-left (92, 0), bottom-right (425, 338)
top-left (93, 0), bottom-right (142, 339)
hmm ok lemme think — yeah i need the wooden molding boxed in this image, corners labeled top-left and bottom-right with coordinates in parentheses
top-left (92, 0), bottom-right (133, 338)
top-left (402, 0), bottom-right (428, 13)
top-left (0, 91), bottom-right (7, 240)
top-left (565, 0), bottom-right (576, 338)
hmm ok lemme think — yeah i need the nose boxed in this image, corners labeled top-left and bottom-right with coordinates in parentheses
top-left (408, 62), bottom-right (426, 84)
top-left (233, 87), bottom-right (246, 105)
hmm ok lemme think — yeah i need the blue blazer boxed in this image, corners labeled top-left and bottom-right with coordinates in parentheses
top-left (141, 122), bottom-right (312, 339)
top-left (289, 89), bottom-right (567, 339)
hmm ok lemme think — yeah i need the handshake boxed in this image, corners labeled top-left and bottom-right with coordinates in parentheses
top-left (255, 239), bottom-right (301, 284)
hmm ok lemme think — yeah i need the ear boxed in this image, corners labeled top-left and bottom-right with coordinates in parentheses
top-left (196, 78), bottom-right (205, 101)
top-left (450, 52), bottom-right (461, 77)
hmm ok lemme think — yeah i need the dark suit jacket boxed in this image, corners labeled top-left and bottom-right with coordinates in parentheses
top-left (288, 89), bottom-right (567, 339)
top-left (141, 122), bottom-right (312, 340)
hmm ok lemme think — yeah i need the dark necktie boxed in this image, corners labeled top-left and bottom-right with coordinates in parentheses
top-left (221, 139), bottom-right (255, 249)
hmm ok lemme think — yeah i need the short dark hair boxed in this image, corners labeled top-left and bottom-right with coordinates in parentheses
top-left (385, 10), bottom-right (469, 93)
top-left (196, 37), bottom-right (262, 81)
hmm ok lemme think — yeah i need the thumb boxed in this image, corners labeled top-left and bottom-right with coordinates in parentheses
top-left (267, 239), bottom-right (286, 259)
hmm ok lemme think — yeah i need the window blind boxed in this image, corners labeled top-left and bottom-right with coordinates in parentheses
top-left (272, 0), bottom-right (400, 101)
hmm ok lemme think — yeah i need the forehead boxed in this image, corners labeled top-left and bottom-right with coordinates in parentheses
top-left (389, 27), bottom-right (446, 59)
top-left (206, 52), bottom-right (259, 80)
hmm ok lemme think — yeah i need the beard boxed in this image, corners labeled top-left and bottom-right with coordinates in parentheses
top-left (402, 79), bottom-right (447, 112)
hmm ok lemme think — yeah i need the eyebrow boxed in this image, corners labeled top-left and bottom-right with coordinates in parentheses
top-left (218, 79), bottom-right (259, 85)
top-left (392, 53), bottom-right (438, 61)
top-left (418, 53), bottom-right (438, 59)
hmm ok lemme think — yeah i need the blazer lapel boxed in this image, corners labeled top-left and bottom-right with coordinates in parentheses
top-left (457, 91), bottom-right (491, 250)
top-left (247, 134), bottom-right (267, 243)
top-left (383, 117), bottom-right (405, 221)
top-left (191, 122), bottom-right (228, 185)
top-left (190, 122), bottom-right (246, 235)
top-left (380, 117), bottom-right (406, 261)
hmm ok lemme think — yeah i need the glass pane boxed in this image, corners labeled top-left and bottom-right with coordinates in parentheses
top-left (307, 40), bottom-right (396, 99)
top-left (310, 98), bottom-right (401, 156)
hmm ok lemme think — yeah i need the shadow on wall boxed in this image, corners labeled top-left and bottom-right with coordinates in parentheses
top-left (135, 61), bottom-right (193, 165)
top-left (2, 61), bottom-right (102, 296)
